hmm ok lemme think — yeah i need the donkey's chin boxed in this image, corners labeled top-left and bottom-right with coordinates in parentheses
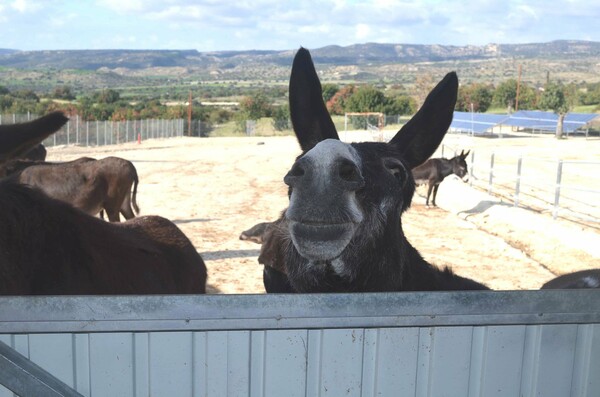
top-left (289, 221), bottom-right (355, 261)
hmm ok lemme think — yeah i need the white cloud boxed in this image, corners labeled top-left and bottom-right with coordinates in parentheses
top-left (355, 23), bottom-right (371, 40)
top-left (2, 0), bottom-right (599, 51)
top-left (298, 24), bottom-right (332, 34)
top-left (10, 0), bottom-right (42, 13)
top-left (96, 0), bottom-right (145, 13)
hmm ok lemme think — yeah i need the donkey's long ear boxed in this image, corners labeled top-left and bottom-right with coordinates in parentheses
top-left (389, 72), bottom-right (458, 168)
top-left (0, 111), bottom-right (68, 164)
top-left (289, 47), bottom-right (339, 152)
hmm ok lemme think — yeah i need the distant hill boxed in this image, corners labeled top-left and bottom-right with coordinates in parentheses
top-left (1, 40), bottom-right (600, 94)
top-left (0, 49), bottom-right (19, 56)
top-left (1, 40), bottom-right (599, 70)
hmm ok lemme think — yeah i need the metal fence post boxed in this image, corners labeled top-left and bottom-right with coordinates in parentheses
top-left (553, 160), bottom-right (563, 219)
top-left (96, 121), bottom-right (99, 146)
top-left (514, 156), bottom-right (522, 207)
top-left (488, 153), bottom-right (495, 195)
top-left (86, 121), bottom-right (89, 146)
top-left (469, 151), bottom-right (475, 187)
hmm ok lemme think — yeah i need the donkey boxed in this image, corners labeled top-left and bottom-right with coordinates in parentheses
top-left (0, 112), bottom-right (207, 295)
top-left (2, 156), bottom-right (140, 222)
top-left (261, 48), bottom-right (489, 293)
top-left (239, 219), bottom-right (295, 292)
top-left (21, 143), bottom-right (47, 161)
top-left (412, 150), bottom-right (470, 206)
top-left (541, 269), bottom-right (600, 289)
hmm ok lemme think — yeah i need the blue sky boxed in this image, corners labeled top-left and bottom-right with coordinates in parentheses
top-left (0, 0), bottom-right (598, 51)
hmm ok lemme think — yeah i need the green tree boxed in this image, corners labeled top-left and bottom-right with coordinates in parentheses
top-left (343, 86), bottom-right (391, 129)
top-left (383, 95), bottom-right (416, 115)
top-left (493, 79), bottom-right (518, 110)
top-left (344, 86), bottom-right (388, 113)
top-left (0, 86), bottom-right (9, 95)
top-left (457, 83), bottom-right (493, 112)
top-left (76, 96), bottom-right (96, 120)
top-left (12, 89), bottom-right (39, 102)
top-left (0, 95), bottom-right (14, 111)
top-left (96, 89), bottom-right (120, 104)
top-left (538, 82), bottom-right (570, 139)
top-left (239, 93), bottom-right (272, 120)
top-left (321, 83), bottom-right (339, 104)
top-left (52, 86), bottom-right (76, 100)
top-left (581, 82), bottom-right (600, 106)
top-left (327, 85), bottom-right (355, 115)
top-left (272, 104), bottom-right (290, 131)
top-left (517, 84), bottom-right (537, 110)
top-left (207, 108), bottom-right (233, 124)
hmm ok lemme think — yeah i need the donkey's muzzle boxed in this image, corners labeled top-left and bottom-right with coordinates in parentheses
top-left (288, 221), bottom-right (355, 261)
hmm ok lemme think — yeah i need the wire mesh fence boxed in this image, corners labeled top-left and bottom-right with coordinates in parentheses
top-left (0, 113), bottom-right (187, 147)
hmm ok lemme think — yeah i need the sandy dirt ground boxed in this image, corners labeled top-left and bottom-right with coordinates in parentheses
top-left (47, 133), bottom-right (600, 293)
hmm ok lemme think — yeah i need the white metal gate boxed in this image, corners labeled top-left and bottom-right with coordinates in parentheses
top-left (0, 291), bottom-right (598, 396)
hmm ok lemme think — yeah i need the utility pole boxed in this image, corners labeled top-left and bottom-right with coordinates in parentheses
top-left (187, 91), bottom-right (192, 136)
top-left (515, 64), bottom-right (522, 111)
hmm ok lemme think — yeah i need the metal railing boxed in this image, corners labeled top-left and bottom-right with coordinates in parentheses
top-left (0, 341), bottom-right (82, 396)
top-left (440, 144), bottom-right (600, 223)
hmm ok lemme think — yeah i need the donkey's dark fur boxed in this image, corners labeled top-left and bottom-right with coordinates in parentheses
top-left (267, 48), bottom-right (488, 293)
top-left (0, 112), bottom-right (206, 295)
top-left (1, 156), bottom-right (140, 222)
top-left (541, 269), bottom-right (600, 289)
top-left (21, 143), bottom-right (47, 161)
top-left (412, 150), bottom-right (470, 206)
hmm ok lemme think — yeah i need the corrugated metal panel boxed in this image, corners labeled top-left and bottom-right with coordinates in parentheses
top-left (0, 325), bottom-right (599, 396)
top-left (0, 291), bottom-right (598, 396)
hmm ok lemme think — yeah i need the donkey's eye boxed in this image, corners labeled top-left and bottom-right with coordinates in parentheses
top-left (383, 158), bottom-right (407, 185)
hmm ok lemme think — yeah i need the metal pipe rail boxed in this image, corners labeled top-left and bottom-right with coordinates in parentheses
top-left (0, 341), bottom-right (83, 397)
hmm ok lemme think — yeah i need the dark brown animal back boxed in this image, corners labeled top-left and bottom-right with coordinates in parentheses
top-left (0, 182), bottom-right (206, 295)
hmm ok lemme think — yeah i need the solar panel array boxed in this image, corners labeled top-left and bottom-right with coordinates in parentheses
top-left (450, 112), bottom-right (508, 134)
top-left (450, 111), bottom-right (599, 134)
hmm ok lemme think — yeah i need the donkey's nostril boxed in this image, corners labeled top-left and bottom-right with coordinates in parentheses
top-left (284, 162), bottom-right (305, 186)
top-left (289, 163), bottom-right (305, 177)
top-left (339, 163), bottom-right (356, 181)
top-left (338, 160), bottom-right (364, 187)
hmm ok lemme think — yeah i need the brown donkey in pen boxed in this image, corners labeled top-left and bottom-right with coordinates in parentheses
top-left (0, 112), bottom-right (206, 294)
